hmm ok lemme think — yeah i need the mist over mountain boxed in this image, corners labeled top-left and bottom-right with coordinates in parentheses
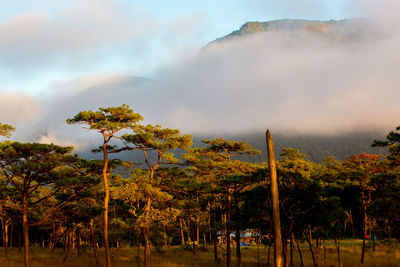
top-left (9, 18), bottom-right (399, 162)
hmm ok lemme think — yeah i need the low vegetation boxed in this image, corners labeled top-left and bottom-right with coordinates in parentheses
top-left (1, 240), bottom-right (400, 267)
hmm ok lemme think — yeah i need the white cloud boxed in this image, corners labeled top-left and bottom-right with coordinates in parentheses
top-left (0, 0), bottom-right (205, 89)
top-left (37, 131), bottom-right (88, 152)
top-left (0, 91), bottom-right (43, 126)
top-left (344, 0), bottom-right (400, 18)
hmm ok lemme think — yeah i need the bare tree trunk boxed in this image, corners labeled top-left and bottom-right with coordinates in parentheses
top-left (197, 191), bottom-right (200, 244)
top-left (257, 235), bottom-right (261, 267)
top-left (372, 229), bottom-right (375, 251)
top-left (63, 231), bottom-right (71, 263)
top-left (213, 228), bottom-right (219, 264)
top-left (290, 236), bottom-right (294, 267)
top-left (166, 225), bottom-right (170, 248)
top-left (90, 219), bottom-right (100, 267)
top-left (63, 229), bottom-right (67, 252)
top-left (226, 188), bottom-right (232, 267)
top-left (2, 218), bottom-right (10, 256)
top-left (212, 202), bottom-right (219, 264)
top-left (9, 220), bottom-right (13, 249)
top-left (163, 225), bottom-right (167, 248)
top-left (315, 237), bottom-right (320, 267)
top-left (22, 195), bottom-right (30, 267)
top-left (77, 228), bottom-right (81, 257)
top-left (187, 209), bottom-right (197, 256)
top-left (296, 239), bottom-right (304, 267)
top-left (179, 217), bottom-right (185, 245)
top-left (305, 227), bottom-right (316, 267)
top-left (361, 196), bottom-right (367, 264)
top-left (334, 237), bottom-right (341, 267)
top-left (137, 231), bottom-right (142, 267)
top-left (182, 217), bottom-right (192, 243)
top-left (283, 238), bottom-right (288, 267)
top-left (102, 142), bottom-right (112, 267)
top-left (143, 228), bottom-right (150, 267)
top-left (266, 130), bottom-right (283, 267)
top-left (235, 226), bottom-right (241, 267)
top-left (18, 225), bottom-right (21, 253)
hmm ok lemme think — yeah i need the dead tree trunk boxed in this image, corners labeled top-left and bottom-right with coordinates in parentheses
top-left (266, 130), bottom-right (283, 267)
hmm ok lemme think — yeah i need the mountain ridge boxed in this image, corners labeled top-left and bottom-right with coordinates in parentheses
top-left (209, 18), bottom-right (390, 45)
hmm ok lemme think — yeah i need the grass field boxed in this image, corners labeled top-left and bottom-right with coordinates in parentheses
top-left (1, 239), bottom-right (399, 267)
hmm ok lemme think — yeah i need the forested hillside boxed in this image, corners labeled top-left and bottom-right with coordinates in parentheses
top-left (1, 106), bottom-right (400, 267)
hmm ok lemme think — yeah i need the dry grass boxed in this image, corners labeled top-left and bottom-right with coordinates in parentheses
top-left (1, 239), bottom-right (400, 267)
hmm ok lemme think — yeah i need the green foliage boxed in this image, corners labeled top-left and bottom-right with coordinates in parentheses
top-left (121, 124), bottom-right (192, 167)
top-left (0, 123), bottom-right (15, 138)
top-left (373, 125), bottom-right (400, 165)
top-left (66, 104), bottom-right (143, 133)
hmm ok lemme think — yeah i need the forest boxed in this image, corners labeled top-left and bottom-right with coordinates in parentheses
top-left (1, 104), bottom-right (400, 267)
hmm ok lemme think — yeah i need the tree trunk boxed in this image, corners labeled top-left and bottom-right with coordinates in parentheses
top-left (90, 219), bottom-right (100, 267)
top-left (290, 237), bottom-right (294, 267)
top-left (296, 239), bottom-right (304, 267)
top-left (143, 229), bottom-right (149, 267)
top-left (22, 195), bottom-right (30, 267)
top-left (182, 217), bottom-right (192, 242)
top-left (257, 235), bottom-right (260, 267)
top-left (235, 226), bottom-right (241, 267)
top-left (266, 130), bottom-right (283, 267)
top-left (315, 237), bottom-right (320, 267)
top-left (197, 191), bottom-right (200, 244)
top-left (372, 229), bottom-right (375, 251)
top-left (9, 220), bottom-right (13, 249)
top-left (334, 237), bottom-right (341, 267)
top-left (143, 197), bottom-right (151, 267)
top-left (2, 218), bottom-right (9, 256)
top-left (103, 142), bottom-right (112, 267)
top-left (63, 231), bottom-right (71, 263)
top-left (212, 203), bottom-right (219, 264)
top-left (267, 240), bottom-right (271, 267)
top-left (213, 229), bottom-right (219, 264)
top-left (226, 188), bottom-right (232, 267)
top-left (166, 226), bottom-right (170, 248)
top-left (18, 225), bottom-right (21, 253)
top-left (361, 194), bottom-right (367, 264)
top-left (306, 227), bottom-right (316, 267)
top-left (283, 238), bottom-right (288, 267)
top-left (137, 232), bottom-right (142, 267)
top-left (163, 225), bottom-right (167, 248)
top-left (77, 229), bottom-right (81, 257)
top-left (187, 208), bottom-right (196, 256)
top-left (179, 217), bottom-right (185, 245)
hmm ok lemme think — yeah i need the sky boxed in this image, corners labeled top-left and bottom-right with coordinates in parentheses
top-left (1, 0), bottom-right (400, 147)
top-left (0, 0), bottom-right (353, 96)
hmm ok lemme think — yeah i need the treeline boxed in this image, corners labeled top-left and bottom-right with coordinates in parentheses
top-left (0, 105), bottom-right (399, 267)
